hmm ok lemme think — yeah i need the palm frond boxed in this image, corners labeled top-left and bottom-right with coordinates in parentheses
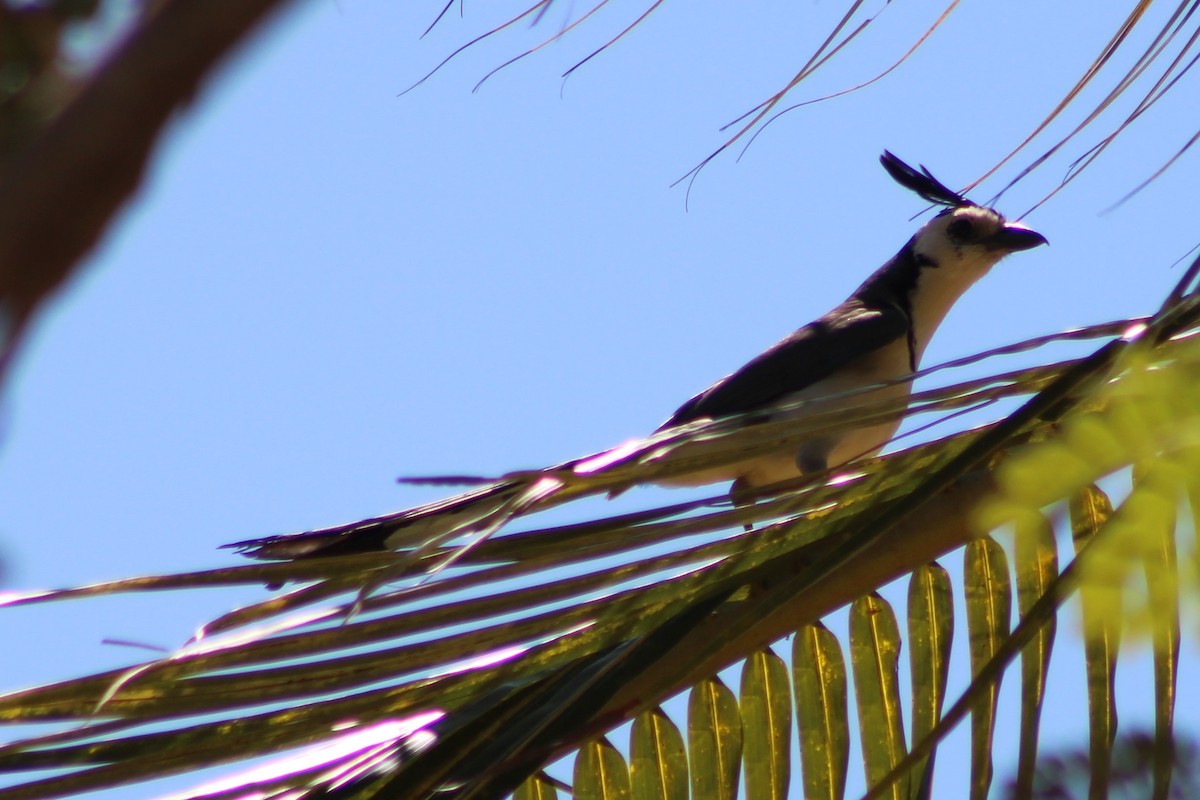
top-left (3, 250), bottom-right (1199, 798)
top-left (412, 1), bottom-right (1199, 203)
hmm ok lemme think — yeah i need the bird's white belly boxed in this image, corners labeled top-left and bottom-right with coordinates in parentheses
top-left (658, 339), bottom-right (914, 491)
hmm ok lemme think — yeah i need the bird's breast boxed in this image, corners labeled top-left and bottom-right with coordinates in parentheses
top-left (657, 338), bottom-right (916, 490)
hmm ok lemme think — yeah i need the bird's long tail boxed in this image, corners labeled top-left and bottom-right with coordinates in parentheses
top-left (223, 433), bottom-right (690, 562)
top-left (223, 479), bottom-right (537, 561)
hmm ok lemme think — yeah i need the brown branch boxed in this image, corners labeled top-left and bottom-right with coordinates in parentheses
top-left (0, 0), bottom-right (300, 370)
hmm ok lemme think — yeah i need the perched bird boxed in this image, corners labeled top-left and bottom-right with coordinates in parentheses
top-left (651, 151), bottom-right (1047, 501)
top-left (230, 152), bottom-right (1046, 560)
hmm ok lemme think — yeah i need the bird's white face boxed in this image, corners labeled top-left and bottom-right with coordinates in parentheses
top-left (906, 205), bottom-right (1044, 360)
top-left (913, 205), bottom-right (1024, 274)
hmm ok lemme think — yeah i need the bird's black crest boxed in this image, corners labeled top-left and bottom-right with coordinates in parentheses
top-left (880, 150), bottom-right (972, 208)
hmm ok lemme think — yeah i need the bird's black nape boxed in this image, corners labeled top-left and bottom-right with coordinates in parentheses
top-left (880, 150), bottom-right (972, 208)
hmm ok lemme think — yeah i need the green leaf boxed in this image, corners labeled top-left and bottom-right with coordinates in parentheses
top-left (630, 707), bottom-right (688, 800)
top-left (792, 622), bottom-right (849, 800)
top-left (687, 677), bottom-right (742, 800)
top-left (1070, 484), bottom-right (1119, 800)
top-left (515, 773), bottom-right (560, 800)
top-left (576, 737), bottom-right (632, 800)
top-left (1011, 513), bottom-right (1058, 799)
top-left (740, 647), bottom-right (792, 800)
top-left (963, 536), bottom-right (1011, 800)
top-left (850, 593), bottom-right (907, 800)
top-left (906, 562), bottom-right (953, 800)
top-left (1135, 463), bottom-right (1182, 800)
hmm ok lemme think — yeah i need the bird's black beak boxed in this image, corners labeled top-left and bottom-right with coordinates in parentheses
top-left (988, 223), bottom-right (1048, 252)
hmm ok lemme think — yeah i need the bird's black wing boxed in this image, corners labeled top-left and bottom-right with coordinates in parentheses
top-left (659, 301), bottom-right (909, 429)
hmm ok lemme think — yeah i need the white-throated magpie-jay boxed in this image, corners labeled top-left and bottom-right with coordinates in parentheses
top-left (230, 152), bottom-right (1046, 560)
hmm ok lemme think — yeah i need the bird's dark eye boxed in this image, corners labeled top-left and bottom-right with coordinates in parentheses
top-left (947, 218), bottom-right (974, 241)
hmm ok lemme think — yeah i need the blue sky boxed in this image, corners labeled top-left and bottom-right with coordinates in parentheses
top-left (1, 1), bottom-right (1197, 797)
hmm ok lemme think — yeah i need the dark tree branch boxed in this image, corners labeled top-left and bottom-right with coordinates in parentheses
top-left (0, 0), bottom-right (300, 372)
